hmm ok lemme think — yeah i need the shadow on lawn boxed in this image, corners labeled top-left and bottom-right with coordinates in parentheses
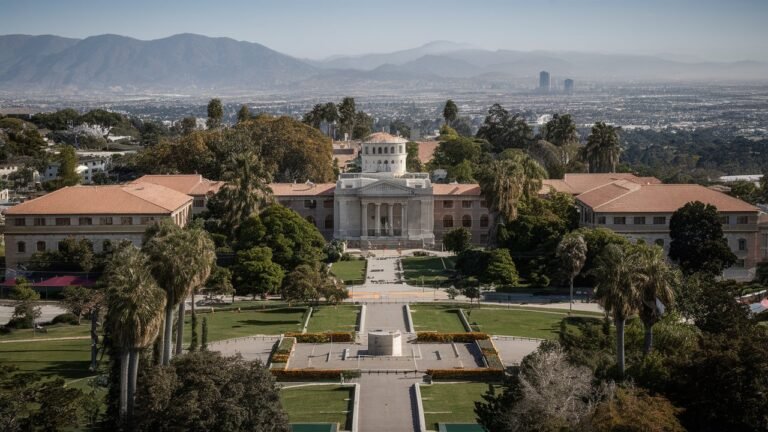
top-left (237, 319), bottom-right (301, 326)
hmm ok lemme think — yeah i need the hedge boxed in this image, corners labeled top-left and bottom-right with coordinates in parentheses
top-left (271, 369), bottom-right (361, 381)
top-left (426, 368), bottom-right (504, 381)
top-left (415, 332), bottom-right (490, 343)
top-left (284, 332), bottom-right (355, 343)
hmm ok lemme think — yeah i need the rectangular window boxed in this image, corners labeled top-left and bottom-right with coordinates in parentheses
top-left (613, 216), bottom-right (626, 225)
top-left (33, 217), bottom-right (46, 226)
top-left (36, 241), bottom-right (46, 252)
top-left (443, 200), bottom-right (454, 209)
top-left (597, 216), bottom-right (606, 224)
top-left (653, 216), bottom-right (666, 225)
top-left (738, 238), bottom-right (747, 251)
top-left (462, 201), bottom-right (472, 209)
top-left (100, 217), bottom-right (113, 225)
top-left (140, 217), bottom-right (155, 224)
top-left (633, 216), bottom-right (646, 225)
top-left (13, 218), bottom-right (26, 226)
top-left (193, 199), bottom-right (206, 208)
top-left (78, 217), bottom-right (93, 226)
top-left (323, 199), bottom-right (334, 209)
top-left (719, 215), bottom-right (730, 225)
top-left (121, 217), bottom-right (133, 225)
top-left (55, 217), bottom-right (71, 226)
top-left (17, 242), bottom-right (25, 253)
top-left (303, 200), bottom-right (316, 209)
top-left (736, 215), bottom-right (749, 224)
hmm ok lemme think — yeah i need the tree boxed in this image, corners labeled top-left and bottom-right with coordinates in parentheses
top-left (483, 248), bottom-right (519, 287)
top-left (302, 104), bottom-right (324, 129)
top-left (206, 98), bottom-right (224, 129)
top-left (581, 122), bottom-right (621, 173)
top-left (134, 351), bottom-right (290, 432)
top-left (556, 233), bottom-right (587, 314)
top-left (389, 119), bottom-right (411, 139)
top-left (462, 286), bottom-right (481, 306)
top-left (321, 102), bottom-right (339, 138)
top-left (57, 145), bottom-right (81, 188)
top-left (632, 243), bottom-right (678, 355)
top-left (590, 244), bottom-right (643, 377)
top-left (179, 116), bottom-right (197, 135)
top-left (10, 278), bottom-right (40, 329)
top-left (405, 141), bottom-right (423, 172)
top-left (337, 97), bottom-right (356, 140)
top-left (588, 385), bottom-right (684, 432)
top-left (445, 286), bottom-right (460, 300)
top-left (282, 264), bottom-right (321, 304)
top-left (541, 114), bottom-right (579, 147)
top-left (443, 99), bottom-right (459, 126)
top-left (60, 285), bottom-right (97, 325)
top-left (217, 150), bottom-right (273, 231)
top-left (668, 201), bottom-right (737, 275)
top-left (726, 180), bottom-right (758, 204)
top-left (476, 104), bottom-right (533, 152)
top-left (203, 266), bottom-right (234, 301)
top-left (233, 246), bottom-right (285, 298)
top-left (443, 227), bottom-right (472, 254)
top-left (237, 104), bottom-right (251, 123)
top-left (105, 245), bottom-right (166, 424)
top-left (352, 111), bottom-right (373, 139)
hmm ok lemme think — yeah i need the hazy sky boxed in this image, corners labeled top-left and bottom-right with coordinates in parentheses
top-left (1, 0), bottom-right (766, 61)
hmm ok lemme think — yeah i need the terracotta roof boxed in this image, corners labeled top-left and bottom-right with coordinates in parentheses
top-left (416, 141), bottom-right (439, 164)
top-left (364, 132), bottom-right (408, 144)
top-left (578, 183), bottom-right (758, 213)
top-left (270, 183), bottom-right (336, 197)
top-left (6, 183), bottom-right (192, 215)
top-left (541, 173), bottom-right (661, 195)
top-left (433, 183), bottom-right (482, 196)
top-left (133, 174), bottom-right (224, 196)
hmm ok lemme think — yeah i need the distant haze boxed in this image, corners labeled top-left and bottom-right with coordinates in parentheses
top-left (1, 0), bottom-right (767, 62)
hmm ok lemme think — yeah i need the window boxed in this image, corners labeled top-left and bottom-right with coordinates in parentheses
top-left (36, 241), bottom-right (46, 252)
top-left (613, 216), bottom-right (626, 225)
top-left (193, 199), bottom-right (205, 207)
top-left (306, 215), bottom-right (316, 226)
top-left (121, 217), bottom-right (133, 225)
top-left (100, 217), bottom-right (113, 225)
top-left (480, 214), bottom-right (489, 228)
top-left (303, 200), bottom-right (317, 209)
top-left (384, 146), bottom-right (388, 154)
top-left (480, 200), bottom-right (488, 208)
top-left (653, 216), bottom-right (666, 225)
top-left (78, 217), bottom-right (93, 226)
top-left (655, 239), bottom-right (665, 247)
top-left (378, 147), bottom-right (382, 154)
top-left (17, 241), bottom-right (25, 253)
top-left (462, 201), bottom-right (472, 209)
top-left (633, 216), bottom-right (646, 225)
top-left (443, 200), bottom-right (454, 209)
top-left (13, 218), bottom-right (26, 226)
top-left (719, 215), bottom-right (730, 225)
top-left (597, 216), bottom-right (606, 224)
top-left (33, 217), bottom-right (46, 226)
top-left (462, 215), bottom-right (472, 228)
top-left (324, 215), bottom-right (333, 229)
top-left (737, 215), bottom-right (749, 224)
top-left (738, 238), bottom-right (747, 251)
top-left (140, 217), bottom-right (155, 224)
top-left (365, 147), bottom-right (369, 154)
top-left (399, 145), bottom-right (403, 153)
top-left (443, 215), bottom-right (454, 228)
top-left (323, 199), bottom-right (334, 208)
top-left (55, 217), bottom-right (71, 226)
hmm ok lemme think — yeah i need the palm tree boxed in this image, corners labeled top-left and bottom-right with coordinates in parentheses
top-left (322, 102), bottom-right (339, 138)
top-left (175, 227), bottom-right (216, 355)
top-left (556, 233), bottom-right (588, 314)
top-left (633, 243), bottom-right (678, 355)
top-left (590, 243), bottom-right (644, 377)
top-left (218, 150), bottom-right (273, 231)
top-left (581, 122), bottom-right (621, 173)
top-left (105, 245), bottom-right (166, 423)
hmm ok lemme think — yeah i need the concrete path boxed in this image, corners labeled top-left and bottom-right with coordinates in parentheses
top-left (0, 304), bottom-right (66, 325)
top-left (364, 303), bottom-right (410, 334)
top-left (207, 335), bottom-right (279, 365)
top-left (358, 373), bottom-right (422, 432)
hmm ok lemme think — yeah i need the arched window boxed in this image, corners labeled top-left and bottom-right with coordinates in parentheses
top-left (480, 214), bottom-right (489, 228)
top-left (384, 160), bottom-right (388, 164)
top-left (399, 145), bottom-right (403, 153)
top-left (391, 160), bottom-right (395, 164)
top-left (390, 146), bottom-right (395, 153)
top-left (443, 215), bottom-right (454, 228)
top-left (462, 215), bottom-right (472, 228)
top-left (17, 241), bottom-right (26, 253)
top-left (365, 147), bottom-right (369, 154)
top-left (306, 215), bottom-right (316, 226)
top-left (384, 146), bottom-right (388, 154)
top-left (36, 241), bottom-right (46, 252)
top-left (324, 214), bottom-right (334, 229)
top-left (655, 239), bottom-right (664, 247)
top-left (378, 147), bottom-right (382, 154)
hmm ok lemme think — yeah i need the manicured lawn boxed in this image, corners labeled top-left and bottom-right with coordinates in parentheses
top-left (281, 385), bottom-right (353, 429)
top-left (306, 305), bottom-right (360, 333)
top-left (410, 304), bottom-right (467, 333)
top-left (0, 322), bottom-right (92, 341)
top-left (0, 338), bottom-right (96, 381)
top-left (463, 307), bottom-right (589, 339)
top-left (420, 382), bottom-right (500, 429)
top-left (330, 260), bottom-right (367, 283)
top-left (402, 256), bottom-right (456, 286)
top-left (184, 307), bottom-right (307, 342)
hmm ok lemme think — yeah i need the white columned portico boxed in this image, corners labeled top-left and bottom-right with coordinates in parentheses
top-left (387, 204), bottom-right (394, 236)
top-left (361, 201), bottom-right (368, 237)
top-left (401, 202), bottom-right (407, 237)
top-left (375, 203), bottom-right (381, 236)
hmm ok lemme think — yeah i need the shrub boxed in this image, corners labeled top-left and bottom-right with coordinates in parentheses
top-left (5, 316), bottom-right (33, 329)
top-left (426, 368), bottom-right (504, 381)
top-left (415, 332), bottom-right (490, 343)
top-left (413, 251), bottom-right (431, 257)
top-left (284, 332), bottom-right (354, 343)
top-left (51, 313), bottom-right (80, 325)
top-left (271, 369), bottom-right (361, 381)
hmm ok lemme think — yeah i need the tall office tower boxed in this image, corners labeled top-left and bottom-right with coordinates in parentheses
top-left (539, 71), bottom-right (550, 92)
top-left (564, 78), bottom-right (574, 94)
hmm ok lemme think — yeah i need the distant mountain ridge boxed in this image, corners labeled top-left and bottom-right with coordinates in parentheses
top-left (0, 34), bottom-right (765, 95)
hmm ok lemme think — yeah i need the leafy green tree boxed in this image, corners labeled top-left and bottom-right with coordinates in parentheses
top-left (405, 141), bottom-right (423, 172)
top-left (322, 102), bottom-right (339, 138)
top-left (203, 266), bottom-right (235, 301)
top-left (60, 285), bottom-right (97, 325)
top-left (556, 233), bottom-right (587, 314)
top-left (430, 136), bottom-right (482, 168)
top-left (57, 145), bottom-right (81, 187)
top-left (443, 99), bottom-right (459, 126)
top-left (218, 150), bottom-right (273, 231)
top-left (337, 97), bottom-right (356, 140)
top-left (389, 119), bottom-right (411, 139)
top-left (726, 180), bottom-right (758, 203)
top-left (443, 227), bottom-right (472, 254)
top-left (282, 264), bottom-right (321, 304)
top-left (483, 249), bottom-right (519, 287)
top-left (10, 278), bottom-right (40, 329)
top-left (31, 108), bottom-right (80, 130)
top-left (206, 98), bottom-right (224, 129)
top-left (668, 201), bottom-right (736, 275)
top-left (0, 117), bottom-right (47, 161)
top-left (541, 114), bottom-right (579, 147)
top-left (179, 116), bottom-right (197, 135)
top-left (447, 160), bottom-right (474, 182)
top-left (588, 386), bottom-right (684, 432)
top-left (233, 247), bottom-right (285, 298)
top-left (632, 243), bottom-right (678, 355)
top-left (135, 351), bottom-right (290, 432)
top-left (476, 104), bottom-right (533, 152)
top-left (581, 122), bottom-right (621, 173)
top-left (572, 227), bottom-right (630, 284)
top-left (352, 111), bottom-right (373, 139)
top-left (237, 104), bottom-right (251, 123)
top-left (302, 104), bottom-right (324, 129)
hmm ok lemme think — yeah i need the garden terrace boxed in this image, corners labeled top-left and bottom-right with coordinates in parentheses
top-left (420, 382), bottom-right (502, 430)
top-left (401, 256), bottom-right (456, 287)
top-left (281, 384), bottom-right (354, 430)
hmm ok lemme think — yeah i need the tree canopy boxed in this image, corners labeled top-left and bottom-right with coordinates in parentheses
top-left (668, 201), bottom-right (736, 275)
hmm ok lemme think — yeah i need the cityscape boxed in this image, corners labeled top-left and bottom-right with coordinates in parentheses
top-left (0, 1), bottom-right (767, 432)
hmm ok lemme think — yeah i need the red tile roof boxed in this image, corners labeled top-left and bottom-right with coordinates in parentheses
top-left (432, 184), bottom-right (482, 196)
top-left (270, 183), bottom-right (336, 197)
top-left (541, 173), bottom-right (661, 195)
top-left (578, 183), bottom-right (758, 213)
top-left (133, 174), bottom-right (224, 196)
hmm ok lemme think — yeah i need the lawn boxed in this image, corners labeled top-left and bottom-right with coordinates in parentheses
top-left (0, 338), bottom-right (96, 381)
top-left (463, 307), bottom-right (593, 339)
top-left (420, 382), bottom-right (500, 430)
top-left (306, 305), bottom-right (360, 333)
top-left (184, 307), bottom-right (307, 342)
top-left (330, 260), bottom-right (367, 283)
top-left (281, 385), bottom-right (353, 429)
top-left (402, 256), bottom-right (456, 286)
top-left (0, 322), bottom-right (92, 341)
top-left (410, 304), bottom-right (467, 333)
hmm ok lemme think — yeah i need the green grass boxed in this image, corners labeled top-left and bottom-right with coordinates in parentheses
top-left (410, 304), bottom-right (467, 333)
top-left (402, 256), bottom-right (456, 286)
top-left (330, 260), bottom-right (367, 283)
top-left (463, 307), bottom-right (587, 339)
top-left (0, 322), bottom-right (92, 341)
top-left (0, 338), bottom-right (97, 381)
top-left (281, 385), bottom-right (353, 428)
top-left (184, 307), bottom-right (307, 342)
top-left (420, 383), bottom-right (500, 429)
top-left (306, 305), bottom-right (360, 333)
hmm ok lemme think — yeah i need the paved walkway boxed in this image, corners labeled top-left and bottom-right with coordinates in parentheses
top-left (207, 335), bottom-right (279, 364)
top-left (358, 373), bottom-right (422, 432)
top-left (365, 303), bottom-right (410, 333)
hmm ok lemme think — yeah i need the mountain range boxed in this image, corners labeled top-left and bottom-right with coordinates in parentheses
top-left (0, 33), bottom-right (766, 95)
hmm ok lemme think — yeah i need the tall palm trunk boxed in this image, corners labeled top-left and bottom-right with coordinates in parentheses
top-left (642, 319), bottom-right (654, 356)
top-left (175, 296), bottom-right (186, 355)
top-left (127, 349), bottom-right (139, 420)
top-left (615, 318), bottom-right (626, 378)
top-left (119, 351), bottom-right (129, 423)
top-left (89, 308), bottom-right (99, 371)
top-left (569, 277), bottom-right (574, 315)
top-left (162, 291), bottom-right (174, 365)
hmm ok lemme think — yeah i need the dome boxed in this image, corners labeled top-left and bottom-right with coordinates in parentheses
top-left (363, 132), bottom-right (408, 144)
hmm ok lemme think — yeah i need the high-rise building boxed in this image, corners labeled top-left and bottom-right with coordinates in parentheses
top-left (564, 78), bottom-right (574, 94)
top-left (539, 71), bottom-right (550, 92)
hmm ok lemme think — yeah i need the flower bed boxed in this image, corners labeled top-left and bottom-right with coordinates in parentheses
top-left (271, 369), bottom-right (361, 381)
top-left (476, 338), bottom-right (504, 369)
top-left (284, 332), bottom-right (355, 343)
top-left (415, 332), bottom-right (490, 343)
top-left (426, 368), bottom-right (504, 381)
top-left (270, 337), bottom-right (296, 363)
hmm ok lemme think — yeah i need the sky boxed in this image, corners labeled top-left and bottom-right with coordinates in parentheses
top-left (1, 0), bottom-right (767, 61)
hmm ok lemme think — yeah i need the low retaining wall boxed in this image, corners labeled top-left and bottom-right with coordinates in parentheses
top-left (457, 308), bottom-right (472, 332)
top-left (404, 304), bottom-right (415, 333)
top-left (301, 307), bottom-right (313, 334)
top-left (414, 383), bottom-right (427, 432)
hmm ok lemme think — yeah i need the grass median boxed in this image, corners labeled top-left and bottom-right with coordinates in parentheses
top-left (281, 385), bottom-right (353, 428)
